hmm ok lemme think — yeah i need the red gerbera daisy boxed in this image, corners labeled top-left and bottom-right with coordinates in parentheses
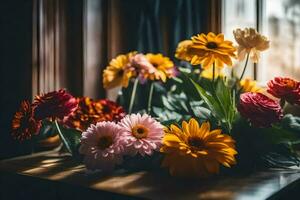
top-left (11, 101), bottom-right (41, 141)
top-left (32, 89), bottom-right (78, 120)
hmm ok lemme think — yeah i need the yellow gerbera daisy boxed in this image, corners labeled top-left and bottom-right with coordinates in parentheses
top-left (103, 52), bottom-right (136, 89)
top-left (189, 32), bottom-right (236, 69)
top-left (240, 78), bottom-right (262, 93)
top-left (161, 118), bottom-right (237, 178)
top-left (175, 40), bottom-right (194, 61)
top-left (145, 53), bottom-right (175, 82)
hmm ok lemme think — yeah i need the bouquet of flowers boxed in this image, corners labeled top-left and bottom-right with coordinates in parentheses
top-left (11, 28), bottom-right (300, 178)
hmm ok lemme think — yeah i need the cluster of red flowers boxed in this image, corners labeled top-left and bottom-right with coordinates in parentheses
top-left (64, 97), bottom-right (126, 131)
top-left (267, 77), bottom-right (300, 105)
top-left (238, 77), bottom-right (300, 127)
top-left (11, 89), bottom-right (78, 141)
top-left (11, 89), bottom-right (125, 141)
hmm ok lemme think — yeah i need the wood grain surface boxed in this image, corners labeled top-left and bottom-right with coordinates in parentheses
top-left (1, 149), bottom-right (300, 200)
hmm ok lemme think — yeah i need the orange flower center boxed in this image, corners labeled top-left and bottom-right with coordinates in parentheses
top-left (98, 136), bottom-right (113, 150)
top-left (188, 137), bottom-right (205, 150)
top-left (206, 42), bottom-right (218, 49)
top-left (132, 125), bottom-right (149, 139)
top-left (283, 79), bottom-right (296, 89)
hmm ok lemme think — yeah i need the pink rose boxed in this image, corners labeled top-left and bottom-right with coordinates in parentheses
top-left (238, 92), bottom-right (283, 127)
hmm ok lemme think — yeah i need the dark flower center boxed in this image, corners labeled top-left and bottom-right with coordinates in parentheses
top-left (188, 137), bottom-right (205, 150)
top-left (137, 128), bottom-right (144, 134)
top-left (102, 105), bottom-right (111, 113)
top-left (98, 136), bottom-right (113, 150)
top-left (132, 125), bottom-right (149, 139)
top-left (206, 42), bottom-right (218, 49)
top-left (153, 63), bottom-right (158, 68)
top-left (117, 69), bottom-right (124, 77)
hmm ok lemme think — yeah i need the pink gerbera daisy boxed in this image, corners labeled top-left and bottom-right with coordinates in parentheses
top-left (118, 113), bottom-right (164, 156)
top-left (79, 121), bottom-right (125, 171)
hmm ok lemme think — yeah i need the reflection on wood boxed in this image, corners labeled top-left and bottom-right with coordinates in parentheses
top-left (1, 150), bottom-right (300, 199)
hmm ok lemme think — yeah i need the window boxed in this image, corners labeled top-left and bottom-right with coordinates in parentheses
top-left (222, 0), bottom-right (300, 83)
top-left (261, 0), bottom-right (300, 82)
top-left (222, 0), bottom-right (257, 80)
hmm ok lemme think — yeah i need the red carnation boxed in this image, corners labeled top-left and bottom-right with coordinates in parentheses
top-left (33, 89), bottom-right (78, 120)
top-left (267, 77), bottom-right (300, 105)
top-left (238, 92), bottom-right (283, 127)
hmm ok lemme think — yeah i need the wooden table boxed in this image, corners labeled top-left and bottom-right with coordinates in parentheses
top-left (1, 150), bottom-right (300, 200)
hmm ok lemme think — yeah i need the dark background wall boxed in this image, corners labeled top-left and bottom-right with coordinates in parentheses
top-left (0, 0), bottom-right (85, 159)
top-left (0, 0), bottom-right (34, 159)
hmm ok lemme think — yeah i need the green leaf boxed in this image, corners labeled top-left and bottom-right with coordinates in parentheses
top-left (55, 122), bottom-right (82, 157)
top-left (189, 78), bottom-right (234, 131)
top-left (189, 101), bottom-right (211, 119)
top-left (190, 79), bottom-right (223, 118)
top-left (35, 120), bottom-right (57, 141)
top-left (281, 114), bottom-right (300, 133)
top-left (162, 96), bottom-right (175, 111)
top-left (261, 125), bottom-right (299, 144)
top-left (189, 77), bottom-right (237, 132)
top-left (152, 107), bottom-right (183, 122)
top-left (260, 143), bottom-right (300, 168)
top-left (214, 78), bottom-right (237, 128)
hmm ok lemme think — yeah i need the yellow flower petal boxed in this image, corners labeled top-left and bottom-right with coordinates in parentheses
top-left (178, 32), bottom-right (236, 69)
top-left (103, 52), bottom-right (137, 89)
top-left (161, 118), bottom-right (237, 178)
top-left (144, 53), bottom-right (175, 82)
top-left (240, 78), bottom-right (262, 93)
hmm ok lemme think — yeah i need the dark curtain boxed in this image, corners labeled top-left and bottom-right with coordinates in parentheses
top-left (115, 0), bottom-right (211, 111)
top-left (84, 0), bottom-right (216, 100)
top-left (119, 0), bottom-right (209, 57)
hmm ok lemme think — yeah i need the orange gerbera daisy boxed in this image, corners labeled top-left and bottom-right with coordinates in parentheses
top-left (161, 118), bottom-right (237, 178)
top-left (64, 97), bottom-right (125, 131)
top-left (185, 32), bottom-right (236, 69)
top-left (175, 40), bottom-right (194, 62)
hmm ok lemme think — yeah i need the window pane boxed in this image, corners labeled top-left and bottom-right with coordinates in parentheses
top-left (222, 0), bottom-right (257, 79)
top-left (259, 0), bottom-right (300, 82)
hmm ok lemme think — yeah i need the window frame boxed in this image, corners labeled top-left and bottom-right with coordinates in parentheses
top-left (221, 0), bottom-right (267, 81)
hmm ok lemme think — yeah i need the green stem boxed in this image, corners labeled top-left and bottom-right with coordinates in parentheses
top-left (239, 53), bottom-right (250, 81)
top-left (280, 98), bottom-right (286, 109)
top-left (147, 82), bottom-right (154, 114)
top-left (55, 120), bottom-right (72, 154)
top-left (128, 78), bottom-right (139, 114)
top-left (212, 62), bottom-right (216, 82)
